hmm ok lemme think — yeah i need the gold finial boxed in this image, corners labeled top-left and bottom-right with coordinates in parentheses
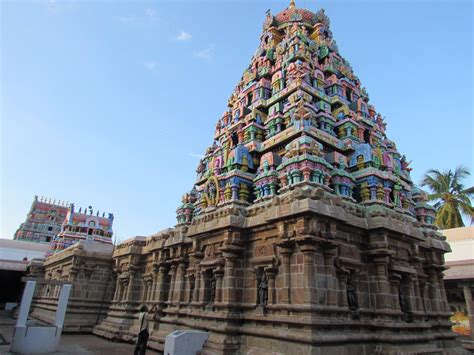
top-left (289, 0), bottom-right (296, 9)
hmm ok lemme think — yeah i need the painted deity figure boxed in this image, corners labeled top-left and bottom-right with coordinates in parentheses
top-left (401, 155), bottom-right (412, 172)
top-left (206, 180), bottom-right (218, 206)
top-left (375, 113), bottom-right (387, 134)
top-left (196, 160), bottom-right (205, 174)
top-left (338, 156), bottom-right (346, 170)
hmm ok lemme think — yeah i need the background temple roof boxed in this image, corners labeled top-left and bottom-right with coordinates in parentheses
top-left (443, 226), bottom-right (474, 280)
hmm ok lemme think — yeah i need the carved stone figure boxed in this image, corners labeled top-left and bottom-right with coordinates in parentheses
top-left (347, 283), bottom-right (358, 311)
top-left (209, 274), bottom-right (216, 304)
top-left (258, 273), bottom-right (268, 306)
top-left (399, 286), bottom-right (408, 314)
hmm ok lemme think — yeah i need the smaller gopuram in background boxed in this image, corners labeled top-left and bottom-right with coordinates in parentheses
top-left (47, 204), bottom-right (114, 255)
top-left (18, 201), bottom-right (116, 332)
top-left (14, 196), bottom-right (70, 244)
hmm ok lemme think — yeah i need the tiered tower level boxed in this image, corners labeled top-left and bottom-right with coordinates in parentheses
top-left (14, 196), bottom-right (114, 254)
top-left (177, 2), bottom-right (434, 223)
top-left (14, 196), bottom-right (70, 244)
top-left (47, 204), bottom-right (114, 255)
top-left (88, 3), bottom-right (463, 354)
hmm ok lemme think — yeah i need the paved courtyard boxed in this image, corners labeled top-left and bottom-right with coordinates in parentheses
top-left (0, 311), bottom-right (159, 354)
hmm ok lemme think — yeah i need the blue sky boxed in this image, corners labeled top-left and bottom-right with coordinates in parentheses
top-left (1, 0), bottom-right (472, 242)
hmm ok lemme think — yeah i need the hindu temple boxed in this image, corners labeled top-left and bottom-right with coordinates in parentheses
top-left (14, 196), bottom-right (70, 244)
top-left (46, 204), bottom-right (114, 255)
top-left (28, 2), bottom-right (467, 354)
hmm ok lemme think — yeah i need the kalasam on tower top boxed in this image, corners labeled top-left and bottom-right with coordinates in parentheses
top-left (30, 1), bottom-right (468, 354)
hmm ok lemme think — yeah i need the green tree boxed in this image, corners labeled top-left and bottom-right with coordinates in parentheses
top-left (421, 166), bottom-right (474, 229)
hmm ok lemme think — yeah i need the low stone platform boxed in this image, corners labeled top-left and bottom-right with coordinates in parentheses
top-left (0, 311), bottom-right (159, 354)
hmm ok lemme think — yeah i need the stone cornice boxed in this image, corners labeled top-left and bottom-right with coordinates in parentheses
top-left (182, 185), bottom-right (432, 243)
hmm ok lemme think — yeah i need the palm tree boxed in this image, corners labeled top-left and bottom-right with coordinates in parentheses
top-left (421, 166), bottom-right (474, 229)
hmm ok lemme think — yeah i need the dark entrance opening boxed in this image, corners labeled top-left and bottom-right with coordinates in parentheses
top-left (0, 269), bottom-right (24, 307)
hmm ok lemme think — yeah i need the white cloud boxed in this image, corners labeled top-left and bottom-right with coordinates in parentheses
top-left (176, 31), bottom-right (192, 41)
top-left (118, 8), bottom-right (158, 26)
top-left (195, 44), bottom-right (215, 61)
top-left (145, 8), bottom-right (157, 20)
top-left (144, 61), bottom-right (157, 71)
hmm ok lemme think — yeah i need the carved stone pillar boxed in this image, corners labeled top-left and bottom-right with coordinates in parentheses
top-left (406, 275), bottom-right (417, 313)
top-left (279, 245), bottom-right (293, 304)
top-left (436, 270), bottom-right (449, 311)
top-left (336, 271), bottom-right (349, 309)
top-left (265, 267), bottom-right (277, 305)
top-left (152, 262), bottom-right (169, 319)
top-left (215, 268), bottom-right (225, 303)
top-left (83, 268), bottom-right (93, 299)
top-left (373, 256), bottom-right (392, 310)
top-left (419, 279), bottom-right (430, 315)
top-left (69, 269), bottom-right (78, 298)
top-left (173, 261), bottom-right (187, 306)
top-left (150, 266), bottom-right (159, 301)
top-left (113, 280), bottom-right (120, 302)
top-left (389, 273), bottom-right (401, 311)
top-left (185, 273), bottom-right (195, 303)
top-left (167, 264), bottom-right (177, 304)
top-left (222, 252), bottom-right (238, 304)
top-left (412, 276), bottom-right (423, 311)
top-left (194, 266), bottom-right (202, 304)
top-left (323, 246), bottom-right (338, 306)
top-left (154, 263), bottom-right (170, 315)
top-left (300, 243), bottom-right (318, 305)
top-left (146, 279), bottom-right (153, 301)
top-left (126, 270), bottom-right (136, 302)
top-left (141, 280), bottom-right (148, 302)
top-left (189, 252), bottom-right (203, 305)
top-left (427, 268), bottom-right (441, 312)
top-left (219, 239), bottom-right (243, 306)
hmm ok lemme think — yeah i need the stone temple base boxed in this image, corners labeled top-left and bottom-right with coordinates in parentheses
top-left (90, 186), bottom-right (466, 354)
top-left (27, 241), bottom-right (115, 333)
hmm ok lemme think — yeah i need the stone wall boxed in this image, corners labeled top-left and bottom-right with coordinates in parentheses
top-left (93, 186), bottom-right (466, 354)
top-left (28, 241), bottom-right (115, 333)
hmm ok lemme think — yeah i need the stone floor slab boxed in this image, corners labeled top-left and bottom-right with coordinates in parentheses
top-left (0, 311), bottom-right (158, 354)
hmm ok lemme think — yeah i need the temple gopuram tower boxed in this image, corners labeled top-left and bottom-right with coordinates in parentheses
top-left (93, 2), bottom-right (466, 354)
top-left (47, 204), bottom-right (114, 255)
top-left (26, 203), bottom-right (115, 332)
top-left (14, 196), bottom-right (70, 244)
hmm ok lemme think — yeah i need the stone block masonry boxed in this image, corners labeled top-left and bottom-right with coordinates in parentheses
top-left (93, 185), bottom-right (465, 354)
top-left (34, 1), bottom-right (469, 353)
top-left (27, 241), bottom-right (114, 333)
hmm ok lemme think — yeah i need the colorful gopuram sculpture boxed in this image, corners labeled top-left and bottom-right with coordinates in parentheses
top-left (176, 3), bottom-right (418, 219)
top-left (14, 196), bottom-right (70, 244)
top-left (14, 195), bottom-right (114, 254)
top-left (47, 204), bottom-right (114, 255)
top-left (40, 1), bottom-right (464, 354)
